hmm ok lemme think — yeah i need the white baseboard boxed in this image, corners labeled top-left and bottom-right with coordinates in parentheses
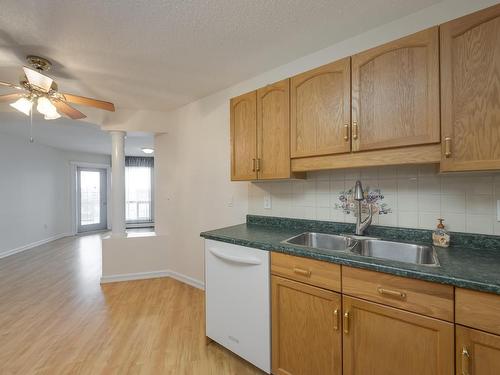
top-left (100, 270), bottom-right (170, 284)
top-left (167, 270), bottom-right (205, 290)
top-left (0, 232), bottom-right (73, 259)
top-left (100, 269), bottom-right (205, 290)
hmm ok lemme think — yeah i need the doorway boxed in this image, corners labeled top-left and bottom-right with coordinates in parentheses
top-left (77, 167), bottom-right (108, 233)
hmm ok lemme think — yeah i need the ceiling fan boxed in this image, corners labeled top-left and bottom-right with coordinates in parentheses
top-left (0, 55), bottom-right (115, 120)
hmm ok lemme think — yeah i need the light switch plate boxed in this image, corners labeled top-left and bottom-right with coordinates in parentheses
top-left (264, 194), bottom-right (272, 209)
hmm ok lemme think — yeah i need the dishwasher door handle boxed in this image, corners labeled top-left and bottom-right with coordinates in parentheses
top-left (208, 247), bottom-right (262, 265)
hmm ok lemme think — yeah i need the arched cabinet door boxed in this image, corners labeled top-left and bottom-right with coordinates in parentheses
top-left (440, 4), bottom-right (500, 172)
top-left (290, 58), bottom-right (351, 158)
top-left (257, 80), bottom-right (291, 179)
top-left (351, 27), bottom-right (440, 152)
top-left (230, 91), bottom-right (257, 181)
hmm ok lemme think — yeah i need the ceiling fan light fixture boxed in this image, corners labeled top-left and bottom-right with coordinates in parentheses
top-left (44, 111), bottom-right (61, 120)
top-left (37, 96), bottom-right (57, 116)
top-left (10, 97), bottom-right (32, 116)
top-left (141, 148), bottom-right (154, 154)
top-left (2, 56), bottom-right (115, 123)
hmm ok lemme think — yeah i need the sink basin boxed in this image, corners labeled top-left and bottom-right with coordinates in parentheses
top-left (282, 232), bottom-right (357, 252)
top-left (350, 239), bottom-right (439, 266)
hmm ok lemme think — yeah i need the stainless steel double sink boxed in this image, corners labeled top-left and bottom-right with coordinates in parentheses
top-left (282, 232), bottom-right (439, 266)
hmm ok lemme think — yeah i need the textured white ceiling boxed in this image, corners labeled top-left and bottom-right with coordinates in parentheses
top-left (0, 0), bottom-right (441, 155)
top-left (0, 112), bottom-right (154, 156)
top-left (0, 0), bottom-right (441, 112)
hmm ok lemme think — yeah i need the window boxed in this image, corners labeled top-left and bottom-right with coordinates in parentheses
top-left (125, 157), bottom-right (154, 224)
top-left (80, 170), bottom-right (101, 225)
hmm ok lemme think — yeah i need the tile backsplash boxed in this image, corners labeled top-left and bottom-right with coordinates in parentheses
top-left (248, 165), bottom-right (500, 235)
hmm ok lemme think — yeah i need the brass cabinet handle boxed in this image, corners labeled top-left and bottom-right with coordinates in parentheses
top-left (333, 309), bottom-right (339, 331)
top-left (343, 312), bottom-right (350, 334)
top-left (293, 267), bottom-right (311, 277)
top-left (461, 347), bottom-right (470, 375)
top-left (377, 287), bottom-right (407, 300)
top-left (343, 123), bottom-right (349, 141)
top-left (444, 137), bottom-right (452, 158)
top-left (256, 158), bottom-right (261, 172)
top-left (252, 158), bottom-right (256, 172)
top-left (352, 121), bottom-right (358, 140)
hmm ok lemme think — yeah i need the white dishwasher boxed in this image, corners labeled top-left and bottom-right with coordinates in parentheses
top-left (204, 239), bottom-right (270, 373)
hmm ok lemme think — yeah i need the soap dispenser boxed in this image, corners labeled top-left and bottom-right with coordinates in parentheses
top-left (432, 218), bottom-right (450, 248)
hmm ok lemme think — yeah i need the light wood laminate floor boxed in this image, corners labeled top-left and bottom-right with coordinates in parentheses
top-left (0, 233), bottom-right (263, 374)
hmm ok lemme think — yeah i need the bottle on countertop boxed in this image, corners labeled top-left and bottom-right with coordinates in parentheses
top-left (432, 218), bottom-right (450, 248)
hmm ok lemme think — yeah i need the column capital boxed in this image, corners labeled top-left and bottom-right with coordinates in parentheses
top-left (108, 130), bottom-right (126, 136)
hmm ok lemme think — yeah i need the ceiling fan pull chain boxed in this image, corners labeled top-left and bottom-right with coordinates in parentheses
top-left (29, 106), bottom-right (34, 143)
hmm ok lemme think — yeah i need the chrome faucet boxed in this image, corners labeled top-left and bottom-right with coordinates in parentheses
top-left (354, 180), bottom-right (373, 236)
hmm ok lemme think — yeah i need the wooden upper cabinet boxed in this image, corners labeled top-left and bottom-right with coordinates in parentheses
top-left (352, 27), bottom-right (440, 152)
top-left (342, 296), bottom-right (454, 375)
top-left (272, 275), bottom-right (342, 375)
top-left (257, 79), bottom-right (291, 179)
top-left (230, 91), bottom-right (257, 181)
top-left (290, 58), bottom-right (351, 158)
top-left (440, 4), bottom-right (500, 172)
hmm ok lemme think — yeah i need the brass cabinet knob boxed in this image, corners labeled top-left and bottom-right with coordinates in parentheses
top-left (377, 287), bottom-right (407, 300)
top-left (343, 123), bottom-right (349, 141)
top-left (444, 137), bottom-right (452, 158)
top-left (293, 267), bottom-right (311, 277)
top-left (461, 347), bottom-right (470, 375)
top-left (343, 312), bottom-right (350, 334)
top-left (352, 121), bottom-right (358, 140)
top-left (333, 309), bottom-right (339, 331)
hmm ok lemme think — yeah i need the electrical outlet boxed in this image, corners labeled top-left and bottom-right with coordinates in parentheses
top-left (264, 194), bottom-right (272, 209)
top-left (228, 196), bottom-right (234, 207)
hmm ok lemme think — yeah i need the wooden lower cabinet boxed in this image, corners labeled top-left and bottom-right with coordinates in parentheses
top-left (456, 325), bottom-right (500, 375)
top-left (342, 296), bottom-right (454, 375)
top-left (271, 275), bottom-right (342, 375)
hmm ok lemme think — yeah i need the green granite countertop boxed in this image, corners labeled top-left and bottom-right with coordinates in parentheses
top-left (200, 215), bottom-right (500, 295)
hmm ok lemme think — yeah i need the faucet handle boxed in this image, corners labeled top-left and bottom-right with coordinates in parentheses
top-left (354, 180), bottom-right (364, 201)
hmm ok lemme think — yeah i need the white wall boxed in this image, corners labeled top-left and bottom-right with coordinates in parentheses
top-left (0, 132), bottom-right (110, 257)
top-left (154, 0), bottom-right (499, 283)
top-left (154, 109), bottom-right (249, 284)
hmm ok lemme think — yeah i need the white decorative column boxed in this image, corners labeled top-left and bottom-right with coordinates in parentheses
top-left (110, 130), bottom-right (126, 237)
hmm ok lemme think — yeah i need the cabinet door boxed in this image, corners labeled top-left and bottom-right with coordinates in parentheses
top-left (257, 79), bottom-right (291, 179)
top-left (342, 296), bottom-right (453, 375)
top-left (456, 325), bottom-right (500, 375)
top-left (230, 91), bottom-right (257, 180)
top-left (440, 4), bottom-right (500, 172)
top-left (352, 27), bottom-right (440, 152)
top-left (290, 58), bottom-right (351, 158)
top-left (272, 275), bottom-right (342, 375)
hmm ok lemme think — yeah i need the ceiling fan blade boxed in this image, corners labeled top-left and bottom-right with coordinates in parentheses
top-left (0, 93), bottom-right (22, 102)
top-left (23, 66), bottom-right (53, 92)
top-left (52, 99), bottom-right (87, 120)
top-left (0, 81), bottom-right (24, 91)
top-left (62, 93), bottom-right (115, 112)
